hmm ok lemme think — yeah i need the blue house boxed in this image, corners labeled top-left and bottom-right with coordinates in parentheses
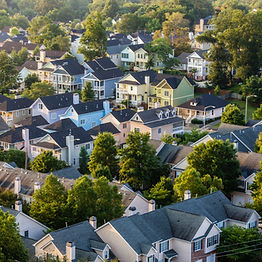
top-left (60, 100), bottom-right (112, 131)
top-left (82, 57), bottom-right (124, 99)
top-left (52, 58), bottom-right (85, 93)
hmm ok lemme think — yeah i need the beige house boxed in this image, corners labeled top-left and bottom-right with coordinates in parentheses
top-left (130, 106), bottom-right (184, 141)
top-left (101, 109), bottom-right (136, 145)
top-left (34, 219), bottom-right (111, 262)
top-left (0, 97), bottom-right (33, 127)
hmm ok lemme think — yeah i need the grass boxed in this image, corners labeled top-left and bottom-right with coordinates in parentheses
top-left (226, 98), bottom-right (257, 120)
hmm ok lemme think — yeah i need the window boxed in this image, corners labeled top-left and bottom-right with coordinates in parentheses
top-left (92, 121), bottom-right (96, 127)
top-left (122, 53), bottom-right (129, 59)
top-left (217, 221), bottom-right (224, 229)
top-left (24, 230), bottom-right (29, 238)
top-left (211, 110), bottom-right (214, 115)
top-left (147, 255), bottom-right (154, 262)
top-left (100, 81), bottom-right (104, 86)
top-left (104, 249), bottom-right (109, 259)
top-left (249, 221), bottom-right (258, 228)
top-left (22, 110), bottom-right (26, 115)
top-left (71, 108), bottom-right (74, 113)
top-left (123, 133), bottom-right (125, 137)
top-left (80, 119), bottom-right (86, 125)
top-left (158, 128), bottom-right (162, 134)
top-left (160, 240), bottom-right (169, 253)
top-left (130, 86), bottom-right (133, 91)
top-left (117, 93), bottom-right (119, 98)
top-left (38, 103), bottom-right (43, 110)
top-left (100, 90), bottom-right (104, 96)
top-left (51, 113), bottom-right (57, 120)
top-left (16, 111), bottom-right (19, 117)
top-left (194, 240), bottom-right (202, 252)
top-left (73, 158), bottom-right (76, 165)
top-left (137, 53), bottom-right (140, 58)
top-left (164, 91), bottom-right (169, 96)
top-left (164, 101), bottom-right (169, 106)
top-left (134, 127), bottom-right (140, 132)
top-left (207, 235), bottom-right (219, 248)
top-left (28, 109), bottom-right (31, 115)
top-left (86, 143), bottom-right (90, 150)
top-left (123, 123), bottom-right (127, 129)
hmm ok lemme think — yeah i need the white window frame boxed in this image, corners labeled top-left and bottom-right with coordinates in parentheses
top-left (194, 240), bottom-right (202, 252)
top-left (38, 103), bottom-right (43, 110)
top-left (51, 112), bottom-right (57, 120)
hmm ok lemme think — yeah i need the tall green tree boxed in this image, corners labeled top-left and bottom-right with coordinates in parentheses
top-left (79, 12), bottom-right (107, 61)
top-left (221, 104), bottom-right (245, 126)
top-left (241, 75), bottom-right (262, 104)
top-left (12, 13), bottom-right (29, 29)
top-left (30, 151), bottom-right (68, 173)
top-left (22, 82), bottom-right (55, 100)
top-left (6, 149), bottom-right (26, 168)
top-left (0, 9), bottom-right (11, 30)
top-left (187, 139), bottom-right (240, 194)
top-left (217, 226), bottom-right (262, 262)
top-left (30, 174), bottom-right (68, 229)
top-left (92, 164), bottom-right (112, 181)
top-left (253, 105), bottom-right (262, 120)
top-left (119, 131), bottom-right (169, 190)
top-left (0, 209), bottom-right (28, 262)
top-left (102, 0), bottom-right (119, 18)
top-left (89, 133), bottom-right (119, 179)
top-left (0, 188), bottom-right (17, 208)
top-left (24, 74), bottom-right (40, 90)
top-left (11, 47), bottom-right (29, 66)
top-left (79, 146), bottom-right (88, 174)
top-left (81, 82), bottom-right (95, 102)
top-left (250, 166), bottom-right (262, 215)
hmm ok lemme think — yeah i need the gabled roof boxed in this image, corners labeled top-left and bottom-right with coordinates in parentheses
top-left (193, 50), bottom-right (208, 59)
top-left (53, 58), bottom-right (84, 75)
top-left (0, 116), bottom-right (9, 132)
top-left (120, 70), bottom-right (157, 85)
top-left (51, 166), bottom-right (82, 180)
top-left (0, 97), bottom-right (33, 112)
top-left (0, 41), bottom-right (37, 53)
top-left (49, 220), bottom-right (105, 255)
top-left (107, 44), bottom-right (128, 55)
top-left (36, 50), bottom-right (66, 59)
top-left (44, 118), bottom-right (77, 132)
top-left (127, 44), bottom-right (146, 52)
top-left (37, 93), bottom-right (77, 110)
top-left (70, 100), bottom-right (108, 115)
top-left (130, 31), bottom-right (153, 43)
top-left (48, 127), bottom-right (93, 148)
top-left (15, 115), bottom-right (49, 127)
top-left (218, 123), bottom-right (248, 135)
top-left (177, 94), bottom-right (228, 111)
top-left (19, 60), bottom-right (38, 71)
top-left (0, 126), bottom-right (47, 144)
top-left (0, 32), bottom-right (10, 42)
top-left (177, 52), bottom-right (191, 64)
top-left (87, 122), bottom-right (120, 136)
top-left (0, 95), bottom-right (11, 104)
top-left (110, 109), bottom-right (136, 123)
top-left (10, 34), bottom-right (28, 43)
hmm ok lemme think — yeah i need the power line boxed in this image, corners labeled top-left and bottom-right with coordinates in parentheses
top-left (217, 247), bottom-right (262, 258)
top-left (217, 238), bottom-right (262, 248)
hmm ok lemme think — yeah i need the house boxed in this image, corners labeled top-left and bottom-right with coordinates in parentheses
top-left (0, 161), bottom-right (75, 203)
top-left (34, 219), bottom-right (112, 262)
top-left (14, 115), bottom-right (49, 129)
top-left (60, 100), bottom-right (112, 131)
top-left (0, 97), bottom-right (33, 127)
top-left (0, 31), bottom-right (10, 46)
top-left (101, 109), bottom-right (136, 145)
top-left (18, 60), bottom-right (38, 86)
top-left (52, 58), bottom-right (85, 93)
top-left (127, 31), bottom-right (153, 45)
top-left (111, 181), bottom-right (156, 216)
top-left (130, 106), bottom-right (184, 140)
top-left (176, 52), bottom-right (191, 71)
top-left (31, 92), bottom-right (80, 124)
top-left (0, 41), bottom-right (38, 55)
top-left (44, 118), bottom-right (77, 133)
top-left (0, 116), bottom-right (9, 134)
top-left (31, 127), bottom-right (93, 167)
top-left (107, 44), bottom-right (129, 67)
top-left (176, 94), bottom-right (229, 123)
top-left (0, 203), bottom-right (49, 240)
top-left (35, 48), bottom-right (66, 63)
top-left (82, 57), bottom-right (124, 99)
top-left (187, 50), bottom-right (209, 80)
top-left (96, 201), bottom-right (221, 262)
top-left (231, 152), bottom-right (262, 206)
top-left (87, 123), bottom-right (121, 145)
top-left (0, 126), bottom-right (47, 153)
top-left (148, 74), bottom-right (195, 108)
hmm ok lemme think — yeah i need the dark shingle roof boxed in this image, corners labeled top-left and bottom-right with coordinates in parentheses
top-left (39, 93), bottom-right (76, 110)
top-left (107, 45), bottom-right (128, 55)
top-left (195, 50), bottom-right (208, 59)
top-left (218, 123), bottom-right (248, 135)
top-left (15, 115), bottom-right (49, 127)
top-left (0, 98), bottom-right (33, 112)
top-left (0, 41), bottom-right (37, 53)
top-left (111, 109), bottom-right (136, 123)
top-left (51, 166), bottom-right (82, 180)
top-left (48, 127), bottom-right (93, 148)
top-left (177, 52), bottom-right (191, 64)
top-left (0, 116), bottom-right (9, 132)
top-left (120, 70), bottom-right (157, 85)
top-left (128, 44), bottom-right (146, 52)
top-left (0, 95), bottom-right (11, 103)
top-left (36, 50), bottom-right (66, 59)
top-left (130, 31), bottom-right (153, 43)
top-left (53, 58), bottom-right (84, 75)
top-left (87, 122), bottom-right (120, 136)
top-left (0, 32), bottom-right (10, 42)
top-left (0, 126), bottom-right (47, 144)
top-left (71, 100), bottom-right (107, 115)
top-left (145, 117), bottom-right (184, 128)
top-left (44, 118), bottom-right (77, 131)
top-left (177, 94), bottom-right (228, 111)
top-left (19, 60), bottom-right (38, 71)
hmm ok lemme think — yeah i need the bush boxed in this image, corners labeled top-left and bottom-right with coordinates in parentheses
top-left (191, 118), bottom-right (203, 124)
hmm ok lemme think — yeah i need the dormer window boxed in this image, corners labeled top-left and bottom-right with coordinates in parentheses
top-left (190, 102), bottom-right (198, 106)
top-left (156, 111), bottom-right (163, 119)
top-left (165, 110), bottom-right (170, 118)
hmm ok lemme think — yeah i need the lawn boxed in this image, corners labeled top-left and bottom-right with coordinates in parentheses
top-left (226, 98), bottom-right (257, 120)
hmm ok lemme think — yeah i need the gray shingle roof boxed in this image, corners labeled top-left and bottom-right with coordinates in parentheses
top-left (15, 115), bottom-right (49, 127)
top-left (87, 122), bottom-right (120, 136)
top-left (71, 100), bottom-right (106, 115)
top-left (0, 97), bottom-right (33, 112)
top-left (53, 58), bottom-right (84, 75)
top-left (145, 117), bottom-right (184, 128)
top-left (44, 118), bottom-right (77, 131)
top-left (127, 70), bottom-right (157, 85)
top-left (51, 167), bottom-right (82, 180)
top-left (0, 32), bottom-right (10, 42)
top-left (128, 44), bottom-right (146, 52)
top-left (39, 93), bottom-right (76, 110)
top-left (110, 109), bottom-right (136, 123)
top-left (177, 52), bottom-right (191, 64)
top-left (107, 44), bottom-right (128, 55)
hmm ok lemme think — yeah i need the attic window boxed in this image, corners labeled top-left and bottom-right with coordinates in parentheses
top-left (156, 111), bottom-right (163, 119)
top-left (190, 102), bottom-right (198, 106)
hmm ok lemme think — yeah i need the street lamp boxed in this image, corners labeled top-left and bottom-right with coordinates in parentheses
top-left (245, 95), bottom-right (257, 123)
top-left (203, 105), bottom-right (215, 130)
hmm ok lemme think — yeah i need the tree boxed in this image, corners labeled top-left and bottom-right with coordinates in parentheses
top-left (221, 104), bottom-right (245, 126)
top-left (89, 133), bottom-right (119, 179)
top-left (176, 127), bottom-right (208, 145)
top-left (0, 209), bottom-right (28, 262)
top-left (34, 0), bottom-right (64, 16)
top-left (255, 133), bottom-right (262, 153)
top-left (214, 85), bottom-right (220, 96)
top-left (24, 74), bottom-right (40, 90)
top-left (250, 166), bottom-right (262, 215)
top-left (81, 82), bottom-right (95, 102)
top-left (147, 176), bottom-right (175, 207)
top-left (93, 176), bottom-right (124, 225)
top-left (92, 164), bottom-right (112, 181)
top-left (11, 47), bottom-right (29, 66)
top-left (12, 13), bottom-right (29, 29)
top-left (0, 188), bottom-right (17, 208)
top-left (22, 82), bottom-right (55, 101)
top-left (6, 149), bottom-right (26, 168)
top-left (0, 51), bottom-right (19, 93)
top-left (253, 105), bottom-right (262, 120)
top-left (116, 13), bottom-right (144, 35)
top-left (102, 0), bottom-right (119, 18)
top-left (119, 131), bottom-right (169, 190)
top-left (79, 12), bottom-right (107, 61)
top-left (9, 26), bottom-right (19, 36)
top-left (30, 151), bottom-right (68, 173)
top-left (161, 134), bottom-right (175, 144)
top-left (0, 9), bottom-right (11, 30)
top-left (241, 75), bottom-right (262, 104)
top-left (30, 174), bottom-right (68, 229)
top-left (79, 146), bottom-right (88, 174)
top-left (187, 139), bottom-right (240, 194)
top-left (67, 175), bottom-right (96, 224)
top-left (50, 35), bottom-right (70, 52)
top-left (217, 226), bottom-right (262, 262)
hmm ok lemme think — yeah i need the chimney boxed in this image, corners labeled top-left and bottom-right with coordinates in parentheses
top-left (233, 140), bottom-right (238, 151)
top-left (34, 182), bottom-right (40, 192)
top-left (73, 93), bottom-right (79, 105)
top-left (148, 199), bottom-right (155, 212)
top-left (37, 61), bottom-right (43, 70)
top-left (66, 131), bottom-right (75, 166)
top-left (144, 75), bottom-right (150, 101)
top-left (184, 190), bottom-right (191, 200)
top-left (128, 206), bottom-right (136, 216)
top-left (89, 216), bottom-right (97, 229)
top-left (39, 49), bottom-right (46, 62)
top-left (22, 128), bottom-right (31, 159)
top-left (103, 100), bottom-right (110, 115)
top-left (137, 106), bottom-right (144, 112)
top-left (15, 200), bottom-right (22, 212)
top-left (14, 177), bottom-right (21, 194)
top-left (66, 242), bottom-right (76, 262)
